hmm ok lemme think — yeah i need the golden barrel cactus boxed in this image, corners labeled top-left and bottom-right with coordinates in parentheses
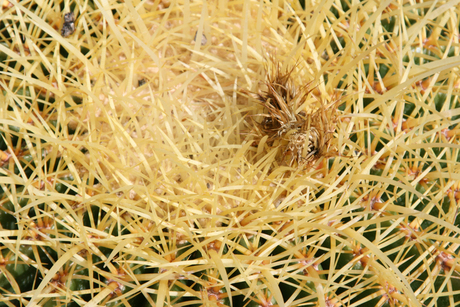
top-left (1, 0), bottom-right (460, 306)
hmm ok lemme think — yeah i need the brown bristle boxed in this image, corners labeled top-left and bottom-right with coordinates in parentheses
top-left (252, 58), bottom-right (339, 166)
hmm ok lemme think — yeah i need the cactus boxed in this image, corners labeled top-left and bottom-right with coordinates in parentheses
top-left (1, 0), bottom-right (460, 306)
